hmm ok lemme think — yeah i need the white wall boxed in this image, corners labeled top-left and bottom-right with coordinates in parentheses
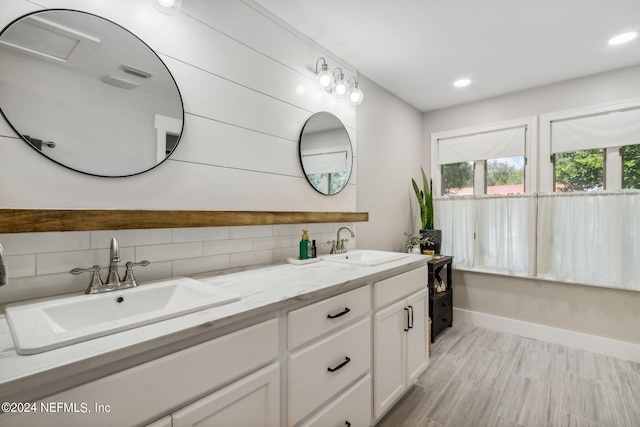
top-left (356, 74), bottom-right (423, 252)
top-left (0, 0), bottom-right (361, 304)
top-left (0, 0), bottom-right (357, 211)
top-left (423, 65), bottom-right (640, 346)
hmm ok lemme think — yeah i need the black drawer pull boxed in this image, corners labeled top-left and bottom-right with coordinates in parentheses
top-left (408, 305), bottom-right (414, 329)
top-left (404, 307), bottom-right (410, 331)
top-left (328, 356), bottom-right (351, 372)
top-left (327, 307), bottom-right (351, 319)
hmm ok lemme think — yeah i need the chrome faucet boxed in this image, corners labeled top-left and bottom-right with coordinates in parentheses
top-left (106, 237), bottom-right (121, 287)
top-left (70, 237), bottom-right (149, 294)
top-left (331, 226), bottom-right (355, 254)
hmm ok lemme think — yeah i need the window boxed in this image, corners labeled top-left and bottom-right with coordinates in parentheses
top-left (486, 156), bottom-right (525, 194)
top-left (554, 148), bottom-right (604, 192)
top-left (306, 171), bottom-right (348, 195)
top-left (432, 118), bottom-right (536, 277)
top-left (433, 119), bottom-right (533, 197)
top-left (442, 161), bottom-right (473, 195)
top-left (623, 144), bottom-right (640, 189)
top-left (544, 104), bottom-right (640, 192)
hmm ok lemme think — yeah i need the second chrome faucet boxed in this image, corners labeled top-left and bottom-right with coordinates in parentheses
top-left (328, 226), bottom-right (355, 254)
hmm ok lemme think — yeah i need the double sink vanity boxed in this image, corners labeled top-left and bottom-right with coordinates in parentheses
top-left (0, 249), bottom-right (431, 427)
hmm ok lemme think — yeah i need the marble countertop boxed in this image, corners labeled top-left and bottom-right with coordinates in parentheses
top-left (0, 252), bottom-right (429, 401)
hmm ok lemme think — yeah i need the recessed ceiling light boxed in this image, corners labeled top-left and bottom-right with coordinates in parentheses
top-left (608, 31), bottom-right (638, 45)
top-left (453, 79), bottom-right (471, 88)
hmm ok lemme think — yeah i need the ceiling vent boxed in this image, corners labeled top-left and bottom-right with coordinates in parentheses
top-left (122, 64), bottom-right (152, 79)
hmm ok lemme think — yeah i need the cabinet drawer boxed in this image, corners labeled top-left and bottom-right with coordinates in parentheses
top-left (300, 374), bottom-right (372, 427)
top-left (288, 285), bottom-right (370, 350)
top-left (288, 317), bottom-right (371, 426)
top-left (433, 309), bottom-right (453, 335)
top-left (432, 290), bottom-right (452, 316)
top-left (374, 266), bottom-right (427, 309)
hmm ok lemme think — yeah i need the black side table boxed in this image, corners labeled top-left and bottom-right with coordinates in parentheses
top-left (428, 256), bottom-right (453, 343)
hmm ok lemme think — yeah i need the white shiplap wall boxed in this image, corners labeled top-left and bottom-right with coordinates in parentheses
top-left (0, 0), bottom-right (357, 211)
top-left (0, 0), bottom-right (360, 304)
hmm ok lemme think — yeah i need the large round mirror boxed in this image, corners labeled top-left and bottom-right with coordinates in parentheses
top-left (0, 9), bottom-right (184, 177)
top-left (299, 112), bottom-right (353, 195)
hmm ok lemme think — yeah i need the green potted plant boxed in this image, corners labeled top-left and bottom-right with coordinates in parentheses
top-left (404, 232), bottom-right (434, 254)
top-left (411, 167), bottom-right (442, 254)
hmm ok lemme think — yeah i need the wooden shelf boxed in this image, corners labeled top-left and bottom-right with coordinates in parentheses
top-left (0, 209), bottom-right (369, 233)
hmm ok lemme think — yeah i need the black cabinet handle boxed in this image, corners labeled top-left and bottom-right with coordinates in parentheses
top-left (404, 307), bottom-right (410, 331)
top-left (328, 356), bottom-right (351, 372)
top-left (327, 307), bottom-right (351, 319)
top-left (408, 305), bottom-right (414, 329)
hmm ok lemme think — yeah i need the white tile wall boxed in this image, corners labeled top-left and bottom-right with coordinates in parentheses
top-left (0, 223), bottom-right (356, 305)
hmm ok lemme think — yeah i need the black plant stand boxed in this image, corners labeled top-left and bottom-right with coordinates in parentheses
top-left (428, 256), bottom-right (453, 343)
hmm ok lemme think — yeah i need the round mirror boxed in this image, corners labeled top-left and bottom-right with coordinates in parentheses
top-left (0, 9), bottom-right (184, 177)
top-left (299, 112), bottom-right (353, 195)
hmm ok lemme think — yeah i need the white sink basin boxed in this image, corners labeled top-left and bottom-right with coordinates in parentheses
top-left (5, 277), bottom-right (240, 355)
top-left (320, 250), bottom-right (411, 266)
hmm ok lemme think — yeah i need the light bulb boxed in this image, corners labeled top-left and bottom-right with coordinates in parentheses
top-left (334, 79), bottom-right (350, 97)
top-left (453, 78), bottom-right (471, 88)
top-left (608, 31), bottom-right (638, 45)
top-left (153, 0), bottom-right (182, 14)
top-left (349, 85), bottom-right (363, 105)
top-left (317, 68), bottom-right (334, 88)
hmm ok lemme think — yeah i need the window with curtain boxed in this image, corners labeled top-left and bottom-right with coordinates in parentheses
top-left (433, 122), bottom-right (533, 276)
top-left (537, 192), bottom-right (640, 290)
top-left (435, 195), bottom-right (535, 276)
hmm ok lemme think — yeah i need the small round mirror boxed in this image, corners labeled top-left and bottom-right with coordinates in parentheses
top-left (299, 112), bottom-right (353, 195)
top-left (0, 9), bottom-right (184, 177)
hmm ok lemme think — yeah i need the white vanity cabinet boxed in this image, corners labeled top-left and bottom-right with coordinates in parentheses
top-left (286, 285), bottom-right (372, 426)
top-left (170, 363), bottom-right (280, 427)
top-left (373, 266), bottom-right (429, 421)
top-left (0, 319), bottom-right (280, 427)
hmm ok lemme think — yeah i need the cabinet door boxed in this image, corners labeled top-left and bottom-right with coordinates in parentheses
top-left (406, 289), bottom-right (429, 384)
top-left (301, 374), bottom-right (372, 427)
top-left (373, 299), bottom-right (407, 420)
top-left (172, 364), bottom-right (280, 427)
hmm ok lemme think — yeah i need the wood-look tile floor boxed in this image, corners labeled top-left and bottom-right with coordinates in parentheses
top-left (377, 322), bottom-right (640, 427)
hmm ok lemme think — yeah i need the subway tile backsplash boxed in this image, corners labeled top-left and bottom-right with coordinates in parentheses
top-left (0, 223), bottom-right (356, 305)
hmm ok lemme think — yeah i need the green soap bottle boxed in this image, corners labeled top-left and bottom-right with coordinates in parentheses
top-left (299, 229), bottom-right (310, 260)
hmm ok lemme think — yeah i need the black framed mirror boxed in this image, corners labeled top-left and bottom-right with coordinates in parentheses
top-left (299, 112), bottom-right (353, 195)
top-left (0, 9), bottom-right (184, 177)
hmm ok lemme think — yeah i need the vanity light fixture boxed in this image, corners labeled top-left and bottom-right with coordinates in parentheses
top-left (314, 58), bottom-right (364, 105)
top-left (316, 57), bottom-right (334, 89)
top-left (608, 31), bottom-right (638, 45)
top-left (153, 0), bottom-right (182, 15)
top-left (453, 78), bottom-right (471, 88)
top-left (348, 76), bottom-right (363, 105)
top-left (332, 68), bottom-right (350, 97)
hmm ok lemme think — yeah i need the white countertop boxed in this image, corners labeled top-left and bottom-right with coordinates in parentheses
top-left (0, 253), bottom-right (429, 401)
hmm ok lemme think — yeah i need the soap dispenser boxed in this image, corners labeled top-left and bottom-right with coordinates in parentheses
top-left (300, 229), bottom-right (310, 260)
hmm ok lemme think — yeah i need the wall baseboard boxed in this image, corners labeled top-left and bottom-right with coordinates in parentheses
top-left (453, 308), bottom-right (640, 363)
